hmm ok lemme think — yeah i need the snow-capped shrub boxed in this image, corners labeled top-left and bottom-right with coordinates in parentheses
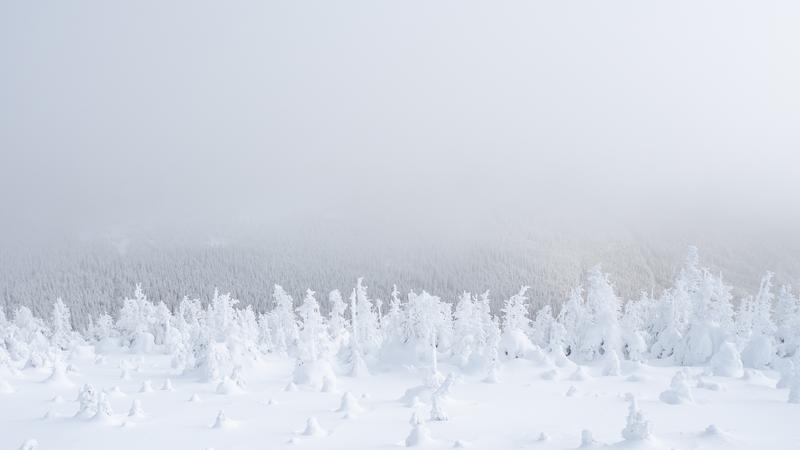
top-left (621, 396), bottom-right (652, 441)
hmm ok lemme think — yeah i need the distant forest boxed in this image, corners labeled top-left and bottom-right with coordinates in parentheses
top-left (2, 231), bottom-right (797, 331)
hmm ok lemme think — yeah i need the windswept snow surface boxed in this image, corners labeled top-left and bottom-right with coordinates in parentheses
top-left (2, 352), bottom-right (799, 449)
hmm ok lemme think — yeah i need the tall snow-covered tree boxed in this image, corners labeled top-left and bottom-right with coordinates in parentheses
top-left (775, 285), bottom-right (799, 357)
top-left (50, 298), bottom-right (75, 350)
top-left (351, 278), bottom-right (381, 353)
top-left (296, 289), bottom-right (330, 362)
top-left (578, 266), bottom-right (621, 361)
top-left (327, 289), bottom-right (349, 346)
top-left (557, 287), bottom-right (586, 357)
top-left (270, 285), bottom-right (299, 355)
top-left (501, 286), bottom-right (534, 358)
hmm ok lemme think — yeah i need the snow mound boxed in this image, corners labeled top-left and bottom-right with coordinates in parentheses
top-left (570, 366), bottom-right (592, 381)
top-left (188, 393), bottom-right (201, 402)
top-left (91, 394), bottom-right (118, 425)
top-left (566, 385), bottom-right (578, 397)
top-left (579, 429), bottom-right (601, 448)
top-left (128, 399), bottom-right (145, 418)
top-left (43, 363), bottom-right (74, 388)
top-left (659, 371), bottom-right (693, 405)
top-left (301, 417), bottom-right (327, 437)
top-left (405, 416), bottom-right (433, 447)
top-left (211, 410), bottom-right (237, 429)
top-left (18, 439), bottom-right (38, 450)
top-left (216, 377), bottom-right (243, 395)
top-left (138, 380), bottom-right (154, 393)
top-left (161, 378), bottom-right (174, 391)
top-left (336, 392), bottom-right (364, 415)
top-left (321, 375), bottom-right (338, 393)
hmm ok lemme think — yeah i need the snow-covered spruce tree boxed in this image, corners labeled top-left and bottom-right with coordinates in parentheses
top-left (675, 268), bottom-right (735, 366)
top-left (327, 289), bottom-right (350, 350)
top-left (775, 285), bottom-right (799, 358)
top-left (620, 294), bottom-right (648, 361)
top-left (476, 290), bottom-right (496, 359)
top-left (501, 286), bottom-right (534, 358)
top-left (452, 292), bottom-right (483, 366)
top-left (50, 298), bottom-right (79, 351)
top-left (381, 285), bottom-right (405, 346)
top-left (741, 272), bottom-right (777, 368)
top-left (256, 312), bottom-right (273, 354)
top-left (577, 266), bottom-right (621, 361)
top-left (13, 306), bottom-right (51, 368)
top-left (152, 301), bottom-right (173, 346)
top-left (530, 305), bottom-right (555, 350)
top-left (116, 284), bottom-right (156, 352)
top-left (86, 312), bottom-right (115, 344)
top-left (734, 295), bottom-right (755, 347)
top-left (648, 288), bottom-right (682, 361)
top-left (270, 284), bottom-right (299, 356)
top-left (296, 289), bottom-right (331, 362)
top-left (176, 296), bottom-right (205, 370)
top-left (404, 291), bottom-right (453, 381)
top-left (293, 289), bottom-right (336, 387)
top-left (351, 278), bottom-right (381, 354)
top-left (557, 287), bottom-right (586, 357)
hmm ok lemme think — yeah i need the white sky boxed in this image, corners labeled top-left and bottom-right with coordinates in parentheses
top-left (1, 0), bottom-right (799, 242)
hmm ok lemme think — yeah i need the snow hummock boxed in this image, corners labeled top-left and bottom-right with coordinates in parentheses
top-left (18, 439), bottom-right (38, 450)
top-left (321, 375), bottom-right (338, 393)
top-left (91, 393), bottom-right (117, 425)
top-left (128, 399), bottom-right (145, 418)
top-left (216, 376), bottom-right (243, 395)
top-left (43, 362), bottom-right (74, 388)
top-left (569, 366), bottom-right (592, 381)
top-left (161, 378), bottom-right (174, 391)
top-left (336, 392), bottom-right (364, 415)
top-left (405, 413), bottom-right (433, 447)
top-left (211, 410), bottom-right (237, 429)
top-left (301, 416), bottom-right (327, 437)
top-left (659, 371), bottom-right (694, 405)
top-left (188, 393), bottom-right (201, 403)
top-left (138, 380), bottom-right (154, 393)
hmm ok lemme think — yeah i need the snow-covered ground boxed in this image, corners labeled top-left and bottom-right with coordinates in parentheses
top-left (2, 349), bottom-right (800, 449)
